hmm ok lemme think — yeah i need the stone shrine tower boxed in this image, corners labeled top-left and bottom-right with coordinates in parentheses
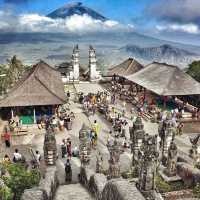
top-left (71, 44), bottom-right (80, 81)
top-left (89, 45), bottom-right (101, 82)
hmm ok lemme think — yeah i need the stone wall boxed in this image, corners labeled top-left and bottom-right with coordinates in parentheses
top-left (182, 121), bottom-right (200, 134)
top-left (177, 162), bottom-right (200, 187)
top-left (101, 178), bottom-right (145, 200)
top-left (88, 173), bottom-right (107, 200)
top-left (21, 166), bottom-right (58, 200)
top-left (79, 166), bottom-right (95, 187)
top-left (162, 189), bottom-right (194, 200)
top-left (79, 166), bottom-right (145, 200)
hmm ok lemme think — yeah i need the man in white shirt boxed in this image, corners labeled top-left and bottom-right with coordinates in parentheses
top-left (13, 149), bottom-right (22, 162)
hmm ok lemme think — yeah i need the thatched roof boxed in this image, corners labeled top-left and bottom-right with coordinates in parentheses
top-left (107, 58), bottom-right (144, 76)
top-left (125, 62), bottom-right (200, 96)
top-left (0, 60), bottom-right (66, 107)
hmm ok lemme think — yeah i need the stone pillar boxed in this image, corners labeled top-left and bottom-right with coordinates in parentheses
top-left (11, 108), bottom-right (14, 119)
top-left (96, 152), bottom-right (103, 173)
top-left (189, 135), bottom-right (200, 167)
top-left (72, 44), bottom-right (80, 81)
top-left (108, 139), bottom-right (121, 179)
top-left (33, 107), bottom-right (36, 124)
top-left (138, 134), bottom-right (159, 193)
top-left (89, 45), bottom-right (98, 82)
top-left (165, 139), bottom-right (178, 177)
top-left (79, 123), bottom-right (91, 166)
top-left (129, 116), bottom-right (145, 166)
top-left (159, 113), bottom-right (176, 165)
top-left (43, 128), bottom-right (57, 165)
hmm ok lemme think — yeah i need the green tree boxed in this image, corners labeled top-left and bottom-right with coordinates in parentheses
top-left (2, 164), bottom-right (40, 200)
top-left (0, 184), bottom-right (13, 200)
top-left (7, 55), bottom-right (24, 85)
top-left (0, 56), bottom-right (30, 94)
top-left (187, 60), bottom-right (200, 82)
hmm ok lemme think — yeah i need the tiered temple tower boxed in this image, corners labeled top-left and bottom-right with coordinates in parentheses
top-left (72, 44), bottom-right (80, 81)
top-left (89, 45), bottom-right (98, 81)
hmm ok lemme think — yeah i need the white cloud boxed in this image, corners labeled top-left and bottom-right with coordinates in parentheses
top-left (0, 11), bottom-right (132, 34)
top-left (156, 23), bottom-right (200, 34)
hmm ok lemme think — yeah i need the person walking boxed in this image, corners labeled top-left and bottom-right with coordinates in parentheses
top-left (3, 129), bottom-right (11, 148)
top-left (65, 159), bottom-right (72, 183)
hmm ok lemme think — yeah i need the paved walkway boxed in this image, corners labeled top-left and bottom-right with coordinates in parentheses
top-left (54, 184), bottom-right (94, 200)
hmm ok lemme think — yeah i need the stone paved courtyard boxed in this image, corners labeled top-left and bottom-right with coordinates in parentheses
top-left (1, 82), bottom-right (200, 200)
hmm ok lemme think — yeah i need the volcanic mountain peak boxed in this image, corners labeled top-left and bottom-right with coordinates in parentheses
top-left (47, 2), bottom-right (108, 21)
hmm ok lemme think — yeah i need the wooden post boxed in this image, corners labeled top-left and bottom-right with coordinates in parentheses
top-left (11, 108), bottom-right (14, 119)
top-left (33, 107), bottom-right (36, 124)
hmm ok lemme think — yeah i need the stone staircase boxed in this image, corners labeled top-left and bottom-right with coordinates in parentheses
top-left (54, 183), bottom-right (94, 200)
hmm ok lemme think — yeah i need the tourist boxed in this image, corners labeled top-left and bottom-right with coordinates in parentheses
top-left (177, 122), bottom-right (184, 135)
top-left (13, 149), bottom-right (22, 162)
top-left (58, 117), bottom-right (64, 131)
top-left (67, 139), bottom-right (72, 158)
top-left (3, 154), bottom-right (11, 165)
top-left (65, 159), bottom-right (72, 182)
top-left (90, 129), bottom-right (96, 148)
top-left (3, 128), bottom-right (11, 148)
top-left (35, 150), bottom-right (41, 163)
top-left (72, 146), bottom-right (79, 157)
top-left (61, 139), bottom-right (67, 158)
top-left (92, 120), bottom-right (100, 136)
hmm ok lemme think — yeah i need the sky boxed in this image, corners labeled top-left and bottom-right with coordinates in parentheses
top-left (0, 0), bottom-right (200, 46)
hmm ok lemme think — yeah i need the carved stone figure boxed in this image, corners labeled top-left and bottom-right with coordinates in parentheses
top-left (79, 123), bottom-right (91, 166)
top-left (138, 134), bottom-right (159, 192)
top-left (108, 139), bottom-right (122, 179)
top-left (96, 152), bottom-right (103, 173)
top-left (159, 113), bottom-right (176, 165)
top-left (129, 116), bottom-right (145, 166)
top-left (43, 128), bottom-right (57, 165)
top-left (166, 139), bottom-right (178, 176)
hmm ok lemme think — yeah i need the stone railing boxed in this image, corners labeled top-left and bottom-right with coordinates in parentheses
top-left (79, 166), bottom-right (145, 200)
top-left (21, 166), bottom-right (58, 200)
top-left (162, 189), bottom-right (194, 200)
top-left (177, 162), bottom-right (200, 187)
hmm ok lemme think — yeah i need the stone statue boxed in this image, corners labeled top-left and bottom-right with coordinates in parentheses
top-left (79, 123), bottom-right (91, 166)
top-left (189, 135), bottom-right (200, 167)
top-left (159, 113), bottom-right (176, 165)
top-left (96, 152), bottom-right (103, 173)
top-left (166, 139), bottom-right (178, 177)
top-left (108, 139), bottom-right (122, 179)
top-left (129, 116), bottom-right (145, 166)
top-left (43, 128), bottom-right (57, 165)
top-left (138, 134), bottom-right (159, 192)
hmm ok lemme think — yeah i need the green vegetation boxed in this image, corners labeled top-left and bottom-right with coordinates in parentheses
top-left (155, 176), bottom-right (186, 193)
top-left (187, 60), bottom-right (200, 82)
top-left (0, 184), bottom-right (13, 200)
top-left (193, 183), bottom-right (200, 198)
top-left (0, 56), bottom-right (30, 95)
top-left (2, 164), bottom-right (40, 200)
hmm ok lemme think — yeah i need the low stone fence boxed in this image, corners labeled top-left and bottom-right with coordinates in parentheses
top-left (101, 178), bottom-right (145, 200)
top-left (177, 162), bottom-right (200, 187)
top-left (88, 173), bottom-right (107, 200)
top-left (79, 166), bottom-right (145, 200)
top-left (162, 189), bottom-right (194, 200)
top-left (21, 166), bottom-right (58, 200)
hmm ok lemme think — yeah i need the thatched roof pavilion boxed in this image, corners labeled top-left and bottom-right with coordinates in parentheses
top-left (125, 62), bottom-right (200, 96)
top-left (107, 58), bottom-right (144, 77)
top-left (0, 60), bottom-right (66, 107)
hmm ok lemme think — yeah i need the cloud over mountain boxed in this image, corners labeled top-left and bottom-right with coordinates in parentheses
top-left (0, 10), bottom-right (130, 33)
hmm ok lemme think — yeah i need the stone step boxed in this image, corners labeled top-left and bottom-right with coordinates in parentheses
top-left (54, 184), bottom-right (94, 200)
